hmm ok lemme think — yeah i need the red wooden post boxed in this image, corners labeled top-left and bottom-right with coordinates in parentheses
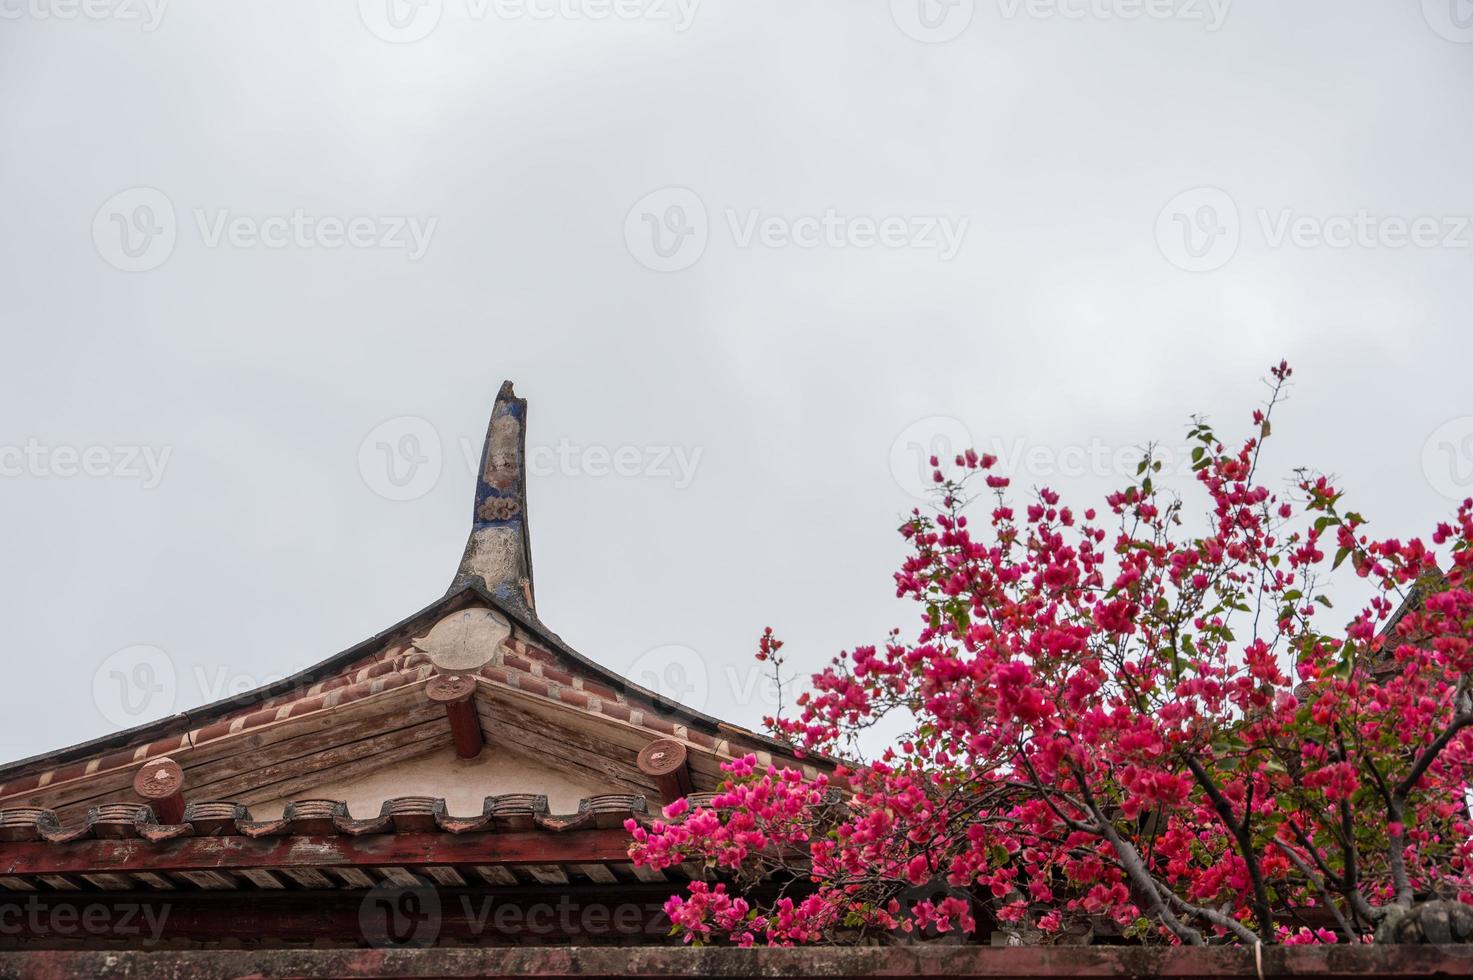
top-left (428, 673), bottom-right (483, 759)
top-left (133, 757), bottom-right (186, 824)
top-left (637, 738), bottom-right (692, 802)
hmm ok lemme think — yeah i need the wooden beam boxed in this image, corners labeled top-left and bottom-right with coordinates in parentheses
top-left (427, 674), bottom-right (483, 759)
top-left (0, 884), bottom-right (692, 946)
top-left (637, 740), bottom-right (692, 804)
top-left (0, 830), bottom-right (636, 878)
top-left (132, 758), bottom-right (185, 824)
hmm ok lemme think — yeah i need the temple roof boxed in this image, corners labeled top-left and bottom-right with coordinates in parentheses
top-left (0, 382), bottom-right (818, 849)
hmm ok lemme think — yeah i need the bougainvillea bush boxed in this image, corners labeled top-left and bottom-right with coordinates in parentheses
top-left (628, 364), bottom-right (1473, 946)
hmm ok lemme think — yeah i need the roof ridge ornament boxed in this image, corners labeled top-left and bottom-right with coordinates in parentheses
top-left (450, 380), bottom-right (535, 610)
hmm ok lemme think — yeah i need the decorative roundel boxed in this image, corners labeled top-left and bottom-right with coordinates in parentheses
top-left (133, 757), bottom-right (184, 800)
top-left (637, 738), bottom-right (688, 777)
top-left (414, 608), bottom-right (510, 673)
top-left (426, 673), bottom-right (478, 703)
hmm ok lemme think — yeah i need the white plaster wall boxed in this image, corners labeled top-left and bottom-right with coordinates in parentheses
top-left (251, 746), bottom-right (621, 819)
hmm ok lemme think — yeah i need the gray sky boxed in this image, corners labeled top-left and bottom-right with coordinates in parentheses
top-left (2, 2), bottom-right (1472, 761)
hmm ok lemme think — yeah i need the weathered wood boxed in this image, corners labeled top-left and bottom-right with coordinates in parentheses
top-left (478, 684), bottom-right (736, 787)
top-left (0, 829), bottom-right (638, 878)
top-left (14, 687), bottom-right (438, 821)
top-left (0, 884), bottom-right (684, 946)
top-left (637, 740), bottom-right (692, 803)
top-left (428, 674), bottom-right (484, 759)
top-left (474, 705), bottom-right (648, 795)
top-left (195, 719), bottom-right (448, 809)
top-left (132, 758), bottom-right (185, 824)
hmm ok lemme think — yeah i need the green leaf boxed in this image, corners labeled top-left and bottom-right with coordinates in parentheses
top-left (1333, 547), bottom-right (1352, 570)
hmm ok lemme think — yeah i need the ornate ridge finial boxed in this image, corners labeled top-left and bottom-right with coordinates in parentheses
top-left (450, 381), bottom-right (534, 610)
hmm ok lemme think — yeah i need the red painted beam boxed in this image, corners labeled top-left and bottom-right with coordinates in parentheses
top-left (427, 674), bottom-right (484, 759)
top-left (0, 886), bottom-right (681, 945)
top-left (637, 739), bottom-right (692, 803)
top-left (0, 829), bottom-right (635, 877)
top-left (132, 757), bottom-right (186, 824)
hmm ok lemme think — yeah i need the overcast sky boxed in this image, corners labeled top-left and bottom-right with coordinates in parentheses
top-left (1, 2), bottom-right (1471, 762)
